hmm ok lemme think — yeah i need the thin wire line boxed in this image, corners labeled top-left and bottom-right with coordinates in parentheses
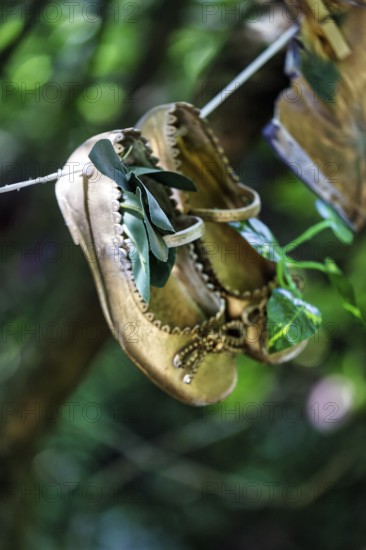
top-left (0, 25), bottom-right (298, 193)
top-left (0, 169), bottom-right (83, 194)
top-left (200, 24), bottom-right (298, 118)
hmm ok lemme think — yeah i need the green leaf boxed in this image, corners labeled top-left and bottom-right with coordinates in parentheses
top-left (127, 165), bottom-right (196, 191)
top-left (135, 187), bottom-right (169, 262)
top-left (315, 200), bottom-right (354, 244)
top-left (130, 174), bottom-right (175, 233)
top-left (324, 259), bottom-right (365, 324)
top-left (230, 218), bottom-right (281, 262)
top-left (120, 190), bottom-right (144, 219)
top-left (267, 288), bottom-right (321, 353)
top-left (123, 211), bottom-right (150, 303)
top-left (150, 247), bottom-right (177, 288)
top-left (144, 219), bottom-right (169, 262)
top-left (89, 139), bottom-right (131, 191)
top-left (301, 52), bottom-right (340, 103)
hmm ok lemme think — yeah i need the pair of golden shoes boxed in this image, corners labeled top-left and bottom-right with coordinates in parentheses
top-left (56, 102), bottom-right (305, 406)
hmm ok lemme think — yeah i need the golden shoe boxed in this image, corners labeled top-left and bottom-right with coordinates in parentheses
top-left (265, 0), bottom-right (366, 231)
top-left (56, 129), bottom-right (247, 405)
top-left (137, 102), bottom-right (307, 363)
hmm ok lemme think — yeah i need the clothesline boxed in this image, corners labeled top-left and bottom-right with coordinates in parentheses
top-left (0, 24), bottom-right (298, 194)
top-left (200, 24), bottom-right (297, 118)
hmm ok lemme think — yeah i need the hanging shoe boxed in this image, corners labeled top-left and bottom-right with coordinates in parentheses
top-left (56, 129), bottom-right (247, 405)
top-left (137, 102), bottom-right (307, 363)
top-left (265, 0), bottom-right (366, 231)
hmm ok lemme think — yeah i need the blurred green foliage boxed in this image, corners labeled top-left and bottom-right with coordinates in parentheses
top-left (1, 1), bottom-right (366, 549)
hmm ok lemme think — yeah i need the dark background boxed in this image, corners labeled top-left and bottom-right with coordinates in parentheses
top-left (1, 1), bottom-right (366, 548)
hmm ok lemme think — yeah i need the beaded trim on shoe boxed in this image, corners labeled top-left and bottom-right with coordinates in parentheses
top-left (173, 319), bottom-right (246, 384)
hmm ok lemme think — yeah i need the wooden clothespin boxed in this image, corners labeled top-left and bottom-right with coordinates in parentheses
top-left (305, 0), bottom-right (351, 60)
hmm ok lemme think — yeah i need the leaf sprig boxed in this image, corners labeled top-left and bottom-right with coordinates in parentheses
top-left (231, 200), bottom-right (363, 353)
top-left (88, 139), bottom-right (195, 302)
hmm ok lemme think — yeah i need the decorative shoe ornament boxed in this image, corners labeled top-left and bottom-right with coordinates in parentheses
top-left (265, 0), bottom-right (366, 231)
top-left (56, 129), bottom-right (247, 405)
top-left (137, 102), bottom-right (307, 363)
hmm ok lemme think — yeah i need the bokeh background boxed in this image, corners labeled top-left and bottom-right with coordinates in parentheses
top-left (1, 1), bottom-right (366, 549)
